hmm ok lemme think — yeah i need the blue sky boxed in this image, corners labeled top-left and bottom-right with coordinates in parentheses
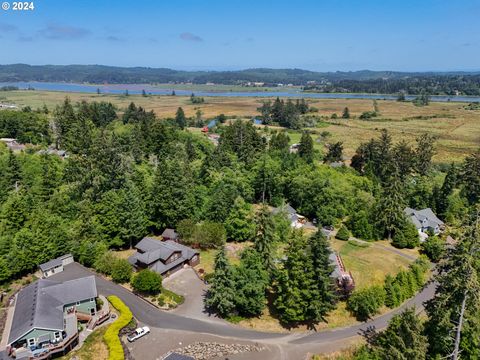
top-left (0, 0), bottom-right (479, 71)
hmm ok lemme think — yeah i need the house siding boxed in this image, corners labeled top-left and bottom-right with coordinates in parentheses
top-left (65, 298), bottom-right (96, 315)
top-left (18, 328), bottom-right (58, 344)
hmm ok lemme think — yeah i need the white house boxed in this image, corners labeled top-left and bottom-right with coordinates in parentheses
top-left (404, 207), bottom-right (445, 239)
top-left (38, 254), bottom-right (74, 278)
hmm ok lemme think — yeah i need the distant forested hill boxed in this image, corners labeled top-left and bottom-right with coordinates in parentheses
top-left (1, 64), bottom-right (480, 95)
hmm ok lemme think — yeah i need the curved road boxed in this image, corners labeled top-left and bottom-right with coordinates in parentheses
top-left (50, 263), bottom-right (435, 347)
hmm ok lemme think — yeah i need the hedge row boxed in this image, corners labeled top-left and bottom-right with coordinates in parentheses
top-left (347, 257), bottom-right (430, 320)
top-left (104, 295), bottom-right (133, 360)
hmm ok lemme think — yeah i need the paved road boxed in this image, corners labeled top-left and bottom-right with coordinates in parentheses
top-left (50, 263), bottom-right (435, 347)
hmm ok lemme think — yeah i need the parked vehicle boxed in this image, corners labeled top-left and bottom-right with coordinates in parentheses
top-left (127, 326), bottom-right (150, 342)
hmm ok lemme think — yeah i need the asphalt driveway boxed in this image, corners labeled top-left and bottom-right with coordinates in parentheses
top-left (163, 268), bottom-right (225, 324)
top-left (49, 262), bottom-right (436, 353)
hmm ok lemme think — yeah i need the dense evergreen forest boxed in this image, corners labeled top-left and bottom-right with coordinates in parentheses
top-left (0, 99), bottom-right (479, 357)
top-left (1, 64), bottom-right (480, 95)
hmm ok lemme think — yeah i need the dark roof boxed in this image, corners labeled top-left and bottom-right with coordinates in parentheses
top-left (161, 228), bottom-right (179, 240)
top-left (9, 276), bottom-right (97, 345)
top-left (39, 254), bottom-right (73, 272)
top-left (163, 353), bottom-right (195, 360)
top-left (129, 238), bottom-right (199, 275)
top-left (135, 237), bottom-right (164, 252)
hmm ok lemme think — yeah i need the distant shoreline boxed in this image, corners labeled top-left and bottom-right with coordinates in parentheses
top-left (2, 81), bottom-right (480, 103)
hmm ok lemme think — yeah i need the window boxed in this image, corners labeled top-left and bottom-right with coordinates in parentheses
top-left (27, 338), bottom-right (36, 347)
top-left (54, 332), bottom-right (61, 341)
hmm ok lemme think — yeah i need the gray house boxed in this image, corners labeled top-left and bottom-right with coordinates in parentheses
top-left (404, 207), bottom-right (444, 235)
top-left (272, 204), bottom-right (307, 229)
top-left (128, 237), bottom-right (200, 277)
top-left (7, 276), bottom-right (97, 359)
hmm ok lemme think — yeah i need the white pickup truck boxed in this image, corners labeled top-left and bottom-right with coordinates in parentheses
top-left (127, 326), bottom-right (150, 342)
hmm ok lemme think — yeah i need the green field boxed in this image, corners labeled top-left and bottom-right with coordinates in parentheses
top-left (2, 90), bottom-right (479, 162)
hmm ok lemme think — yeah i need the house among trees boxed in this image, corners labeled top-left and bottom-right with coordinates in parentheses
top-left (7, 276), bottom-right (101, 359)
top-left (329, 251), bottom-right (355, 293)
top-left (272, 204), bottom-right (315, 230)
top-left (128, 237), bottom-right (200, 277)
top-left (289, 143), bottom-right (300, 153)
top-left (37, 148), bottom-right (69, 159)
top-left (0, 138), bottom-right (27, 152)
top-left (38, 254), bottom-right (74, 278)
top-left (404, 207), bottom-right (445, 237)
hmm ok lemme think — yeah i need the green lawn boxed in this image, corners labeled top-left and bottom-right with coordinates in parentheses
top-left (330, 239), bottom-right (413, 289)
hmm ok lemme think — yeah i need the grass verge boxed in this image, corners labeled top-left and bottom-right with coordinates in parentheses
top-left (59, 327), bottom-right (108, 360)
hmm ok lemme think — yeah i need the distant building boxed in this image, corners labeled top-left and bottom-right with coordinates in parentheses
top-left (7, 276), bottom-right (99, 359)
top-left (206, 133), bottom-right (220, 146)
top-left (0, 103), bottom-right (17, 109)
top-left (39, 254), bottom-right (74, 278)
top-left (329, 251), bottom-right (355, 293)
top-left (404, 207), bottom-right (444, 236)
top-left (0, 138), bottom-right (27, 152)
top-left (37, 148), bottom-right (69, 159)
top-left (128, 237), bottom-right (200, 277)
top-left (289, 143), bottom-right (300, 154)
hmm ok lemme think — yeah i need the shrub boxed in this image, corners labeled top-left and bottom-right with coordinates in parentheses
top-left (131, 269), bottom-right (162, 295)
top-left (96, 298), bottom-right (104, 311)
top-left (347, 286), bottom-right (386, 321)
top-left (420, 236), bottom-right (445, 262)
top-left (110, 259), bottom-right (133, 284)
top-left (348, 210), bottom-right (376, 241)
top-left (157, 294), bottom-right (166, 306)
top-left (104, 296), bottom-right (133, 360)
top-left (94, 251), bottom-right (117, 275)
top-left (336, 225), bottom-right (351, 241)
top-left (359, 111), bottom-right (377, 120)
top-left (392, 219), bottom-right (419, 249)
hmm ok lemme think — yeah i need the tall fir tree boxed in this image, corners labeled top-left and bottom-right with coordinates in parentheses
top-left (376, 172), bottom-right (405, 239)
top-left (274, 231), bottom-right (316, 323)
top-left (254, 205), bottom-right (276, 273)
top-left (224, 196), bottom-right (256, 241)
top-left (175, 107), bottom-right (186, 130)
top-left (298, 132), bottom-right (314, 163)
top-left (365, 307), bottom-right (428, 360)
top-left (460, 149), bottom-right (480, 205)
top-left (415, 133), bottom-right (435, 176)
top-left (151, 158), bottom-right (194, 229)
top-left (233, 248), bottom-right (269, 316)
top-left (308, 230), bottom-right (337, 322)
top-left (436, 163), bottom-right (457, 219)
top-left (425, 207), bottom-right (480, 359)
top-left (205, 247), bottom-right (237, 317)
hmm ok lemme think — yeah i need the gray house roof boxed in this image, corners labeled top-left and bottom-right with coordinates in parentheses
top-left (39, 254), bottom-right (73, 272)
top-left (161, 228), bottom-right (179, 240)
top-left (129, 238), bottom-right (199, 275)
top-left (135, 237), bottom-right (164, 253)
top-left (272, 204), bottom-right (297, 216)
top-left (9, 276), bottom-right (97, 345)
top-left (404, 207), bottom-right (444, 230)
